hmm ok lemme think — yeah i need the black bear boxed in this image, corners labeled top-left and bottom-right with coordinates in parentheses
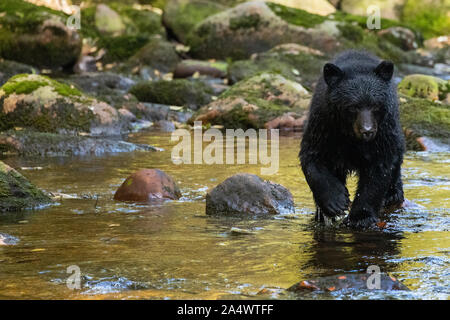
top-left (299, 50), bottom-right (405, 228)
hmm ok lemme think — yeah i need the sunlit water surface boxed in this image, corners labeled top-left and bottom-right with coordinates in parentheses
top-left (0, 132), bottom-right (448, 299)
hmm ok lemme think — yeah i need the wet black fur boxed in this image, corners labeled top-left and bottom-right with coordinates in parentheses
top-left (299, 50), bottom-right (405, 228)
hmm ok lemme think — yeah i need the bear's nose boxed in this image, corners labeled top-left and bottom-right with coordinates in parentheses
top-left (360, 127), bottom-right (376, 140)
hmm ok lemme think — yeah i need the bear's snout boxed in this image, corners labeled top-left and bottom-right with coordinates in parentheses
top-left (354, 109), bottom-right (377, 142)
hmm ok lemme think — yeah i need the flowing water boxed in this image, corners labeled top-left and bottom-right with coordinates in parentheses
top-left (0, 132), bottom-right (448, 299)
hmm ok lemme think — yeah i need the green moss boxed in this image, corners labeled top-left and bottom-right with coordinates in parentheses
top-left (80, 3), bottom-right (165, 62)
top-left (266, 2), bottom-right (325, 28)
top-left (165, 1), bottom-right (225, 42)
top-left (337, 23), bottom-right (364, 42)
top-left (0, 0), bottom-right (81, 68)
top-left (0, 0), bottom-right (67, 34)
top-left (229, 14), bottom-right (261, 30)
top-left (401, 0), bottom-right (450, 39)
top-left (0, 160), bottom-right (51, 212)
top-left (1, 74), bottom-right (82, 98)
top-left (100, 35), bottom-right (150, 63)
top-left (129, 79), bottom-right (213, 108)
top-left (399, 95), bottom-right (450, 139)
top-left (1, 79), bottom-right (47, 96)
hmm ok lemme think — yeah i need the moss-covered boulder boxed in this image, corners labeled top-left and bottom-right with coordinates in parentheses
top-left (189, 72), bottom-right (311, 129)
top-left (0, 74), bottom-right (125, 135)
top-left (186, 1), bottom-right (340, 60)
top-left (399, 95), bottom-right (450, 148)
top-left (0, 59), bottom-right (38, 86)
top-left (0, 0), bottom-right (82, 69)
top-left (228, 43), bottom-right (327, 89)
top-left (119, 35), bottom-right (180, 78)
top-left (398, 74), bottom-right (450, 101)
top-left (0, 160), bottom-right (51, 212)
top-left (129, 79), bottom-right (213, 110)
top-left (162, 0), bottom-right (227, 43)
top-left (81, 2), bottom-right (165, 63)
top-left (95, 3), bottom-right (127, 36)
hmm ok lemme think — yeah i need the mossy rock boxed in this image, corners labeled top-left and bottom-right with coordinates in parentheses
top-left (187, 1), bottom-right (340, 60)
top-left (162, 0), bottom-right (228, 43)
top-left (80, 2), bottom-right (165, 63)
top-left (398, 74), bottom-right (450, 101)
top-left (0, 0), bottom-right (82, 69)
top-left (0, 74), bottom-right (124, 135)
top-left (0, 160), bottom-right (51, 212)
top-left (119, 35), bottom-right (180, 76)
top-left (0, 59), bottom-right (38, 86)
top-left (129, 79), bottom-right (213, 110)
top-left (227, 43), bottom-right (327, 89)
top-left (190, 72), bottom-right (311, 129)
top-left (399, 94), bottom-right (450, 144)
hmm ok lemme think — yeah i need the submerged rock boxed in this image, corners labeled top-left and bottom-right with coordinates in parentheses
top-left (0, 74), bottom-right (127, 135)
top-left (190, 72), bottom-right (311, 129)
top-left (0, 130), bottom-right (160, 157)
top-left (0, 160), bottom-right (51, 212)
top-left (288, 273), bottom-right (409, 294)
top-left (129, 79), bottom-right (214, 110)
top-left (0, 0), bottom-right (82, 69)
top-left (114, 169), bottom-right (181, 202)
top-left (206, 173), bottom-right (294, 216)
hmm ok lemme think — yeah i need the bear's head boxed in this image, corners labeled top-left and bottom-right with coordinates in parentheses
top-left (323, 60), bottom-right (394, 142)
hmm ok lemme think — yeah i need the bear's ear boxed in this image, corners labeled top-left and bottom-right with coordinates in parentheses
top-left (323, 63), bottom-right (344, 87)
top-left (374, 60), bottom-right (394, 81)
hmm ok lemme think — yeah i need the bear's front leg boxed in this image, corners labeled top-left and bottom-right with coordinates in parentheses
top-left (345, 164), bottom-right (392, 228)
top-left (384, 161), bottom-right (404, 209)
top-left (302, 161), bottom-right (350, 220)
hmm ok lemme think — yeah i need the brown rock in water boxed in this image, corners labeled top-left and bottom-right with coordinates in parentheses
top-left (206, 173), bottom-right (294, 216)
top-left (288, 273), bottom-right (409, 293)
top-left (114, 169), bottom-right (181, 202)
